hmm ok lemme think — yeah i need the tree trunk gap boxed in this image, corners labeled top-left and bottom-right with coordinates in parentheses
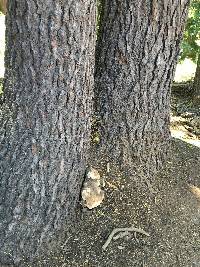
top-left (193, 51), bottom-right (200, 105)
top-left (95, 0), bottom-right (190, 177)
top-left (0, 0), bottom-right (96, 265)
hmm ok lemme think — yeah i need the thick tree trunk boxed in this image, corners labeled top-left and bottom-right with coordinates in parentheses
top-left (95, 0), bottom-right (190, 176)
top-left (0, 0), bottom-right (96, 265)
top-left (193, 51), bottom-right (200, 105)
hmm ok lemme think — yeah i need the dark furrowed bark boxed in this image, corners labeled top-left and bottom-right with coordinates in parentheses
top-left (0, 0), bottom-right (96, 264)
top-left (95, 0), bottom-right (190, 177)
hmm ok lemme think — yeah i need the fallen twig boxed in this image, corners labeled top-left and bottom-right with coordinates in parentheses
top-left (134, 231), bottom-right (139, 243)
top-left (107, 162), bottom-right (110, 173)
top-left (102, 226), bottom-right (150, 250)
top-left (113, 231), bottom-right (129, 240)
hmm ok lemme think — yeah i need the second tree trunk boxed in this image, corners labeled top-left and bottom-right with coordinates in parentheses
top-left (95, 0), bottom-right (190, 175)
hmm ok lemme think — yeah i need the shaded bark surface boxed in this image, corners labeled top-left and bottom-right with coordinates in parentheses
top-left (193, 52), bottom-right (200, 105)
top-left (95, 0), bottom-right (190, 176)
top-left (0, 0), bottom-right (96, 265)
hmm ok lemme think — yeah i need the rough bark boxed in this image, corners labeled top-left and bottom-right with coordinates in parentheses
top-left (95, 0), bottom-right (190, 177)
top-left (193, 51), bottom-right (200, 105)
top-left (0, 0), bottom-right (96, 265)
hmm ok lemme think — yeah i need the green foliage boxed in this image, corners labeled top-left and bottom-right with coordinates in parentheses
top-left (96, 0), bottom-right (105, 39)
top-left (180, 0), bottom-right (200, 62)
top-left (96, 0), bottom-right (102, 32)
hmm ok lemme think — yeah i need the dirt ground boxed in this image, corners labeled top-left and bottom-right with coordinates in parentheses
top-left (25, 92), bottom-right (200, 267)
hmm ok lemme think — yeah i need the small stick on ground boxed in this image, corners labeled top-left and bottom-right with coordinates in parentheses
top-left (102, 226), bottom-right (150, 250)
top-left (134, 231), bottom-right (139, 243)
top-left (113, 231), bottom-right (129, 240)
top-left (107, 162), bottom-right (110, 173)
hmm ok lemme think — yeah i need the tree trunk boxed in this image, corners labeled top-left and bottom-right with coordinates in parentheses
top-left (95, 0), bottom-right (190, 177)
top-left (193, 51), bottom-right (200, 105)
top-left (0, 0), bottom-right (96, 265)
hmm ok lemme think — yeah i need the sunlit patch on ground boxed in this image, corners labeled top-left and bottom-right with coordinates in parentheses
top-left (170, 116), bottom-right (200, 147)
top-left (174, 58), bottom-right (196, 82)
top-left (188, 184), bottom-right (200, 201)
top-left (170, 93), bottom-right (200, 147)
top-left (171, 129), bottom-right (200, 147)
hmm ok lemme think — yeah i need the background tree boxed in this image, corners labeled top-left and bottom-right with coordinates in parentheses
top-left (193, 50), bottom-right (200, 104)
top-left (179, 0), bottom-right (200, 103)
top-left (95, 0), bottom-right (190, 178)
top-left (0, 0), bottom-right (96, 265)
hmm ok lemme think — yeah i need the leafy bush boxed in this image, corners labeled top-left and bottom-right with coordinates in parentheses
top-left (180, 0), bottom-right (200, 63)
